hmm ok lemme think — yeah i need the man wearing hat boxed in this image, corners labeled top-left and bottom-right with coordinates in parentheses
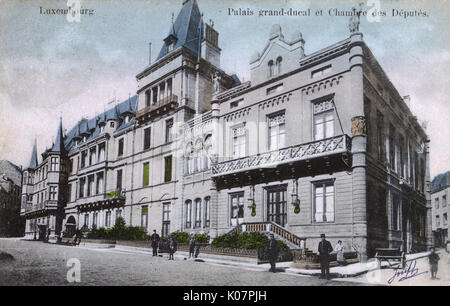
top-left (267, 234), bottom-right (280, 273)
top-left (318, 233), bottom-right (333, 279)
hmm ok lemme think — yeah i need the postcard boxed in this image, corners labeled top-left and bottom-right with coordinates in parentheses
top-left (0, 0), bottom-right (448, 293)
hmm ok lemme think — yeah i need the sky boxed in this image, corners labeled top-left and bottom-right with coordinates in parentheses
top-left (0, 0), bottom-right (449, 179)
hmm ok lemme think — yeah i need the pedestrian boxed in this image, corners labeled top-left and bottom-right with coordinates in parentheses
top-left (266, 234), bottom-right (280, 273)
top-left (168, 235), bottom-right (177, 260)
top-left (150, 230), bottom-right (160, 256)
top-left (318, 233), bottom-right (333, 279)
top-left (46, 228), bottom-right (51, 243)
top-left (73, 228), bottom-right (82, 246)
top-left (189, 233), bottom-right (196, 258)
top-left (334, 240), bottom-right (346, 266)
top-left (429, 247), bottom-right (440, 280)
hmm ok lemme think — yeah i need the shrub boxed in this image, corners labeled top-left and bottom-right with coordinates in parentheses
top-left (194, 233), bottom-right (209, 244)
top-left (211, 232), bottom-right (289, 250)
top-left (86, 218), bottom-right (149, 241)
top-left (170, 232), bottom-right (190, 244)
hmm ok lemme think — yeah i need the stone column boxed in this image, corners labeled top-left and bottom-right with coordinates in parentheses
top-left (349, 32), bottom-right (368, 262)
top-left (210, 96), bottom-right (220, 239)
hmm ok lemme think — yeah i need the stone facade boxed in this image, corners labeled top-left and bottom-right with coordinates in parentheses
top-left (0, 160), bottom-right (23, 236)
top-left (20, 0), bottom-right (430, 258)
top-left (431, 172), bottom-right (450, 247)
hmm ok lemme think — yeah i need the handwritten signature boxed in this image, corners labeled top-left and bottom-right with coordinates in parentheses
top-left (387, 260), bottom-right (427, 284)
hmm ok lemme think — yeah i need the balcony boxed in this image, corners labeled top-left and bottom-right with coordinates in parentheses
top-left (76, 188), bottom-right (125, 213)
top-left (212, 135), bottom-right (351, 190)
top-left (137, 94), bottom-right (178, 123)
top-left (23, 201), bottom-right (58, 218)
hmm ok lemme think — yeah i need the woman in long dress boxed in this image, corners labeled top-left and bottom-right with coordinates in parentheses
top-left (335, 240), bottom-right (346, 266)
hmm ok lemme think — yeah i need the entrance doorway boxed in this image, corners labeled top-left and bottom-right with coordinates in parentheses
top-left (266, 185), bottom-right (287, 227)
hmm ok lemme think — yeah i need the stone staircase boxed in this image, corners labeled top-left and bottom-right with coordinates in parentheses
top-left (226, 221), bottom-right (307, 250)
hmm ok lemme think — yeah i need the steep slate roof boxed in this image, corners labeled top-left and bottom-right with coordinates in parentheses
top-left (63, 95), bottom-right (137, 152)
top-left (51, 117), bottom-right (66, 154)
top-left (432, 171), bottom-right (450, 192)
top-left (28, 139), bottom-right (38, 169)
top-left (156, 0), bottom-right (203, 60)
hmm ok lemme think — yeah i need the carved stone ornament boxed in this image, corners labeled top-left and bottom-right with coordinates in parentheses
top-left (351, 116), bottom-right (366, 136)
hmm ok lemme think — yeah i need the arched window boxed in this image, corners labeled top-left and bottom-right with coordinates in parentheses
top-left (195, 138), bottom-right (203, 172)
top-left (185, 200), bottom-right (192, 229)
top-left (204, 134), bottom-right (212, 170)
top-left (204, 196), bottom-right (210, 228)
top-left (276, 57), bottom-right (282, 75)
top-left (268, 60), bottom-right (274, 78)
top-left (194, 198), bottom-right (202, 228)
top-left (185, 142), bottom-right (194, 174)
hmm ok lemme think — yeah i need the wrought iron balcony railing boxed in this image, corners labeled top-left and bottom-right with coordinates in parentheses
top-left (137, 94), bottom-right (178, 122)
top-left (212, 135), bottom-right (351, 177)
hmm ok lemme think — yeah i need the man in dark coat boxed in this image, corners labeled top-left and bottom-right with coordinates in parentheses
top-left (318, 233), bottom-right (333, 279)
top-left (150, 230), bottom-right (160, 256)
top-left (267, 234), bottom-right (280, 273)
top-left (428, 247), bottom-right (440, 280)
top-left (188, 233), bottom-right (196, 258)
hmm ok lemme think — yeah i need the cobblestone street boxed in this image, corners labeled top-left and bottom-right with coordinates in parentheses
top-left (0, 239), bottom-right (362, 286)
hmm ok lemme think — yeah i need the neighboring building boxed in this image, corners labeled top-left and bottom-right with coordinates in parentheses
top-left (0, 160), bottom-right (23, 236)
top-left (20, 0), bottom-right (431, 257)
top-left (431, 171), bottom-right (450, 247)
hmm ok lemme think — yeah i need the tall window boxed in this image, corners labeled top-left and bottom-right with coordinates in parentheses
top-left (276, 56), bottom-right (282, 75)
top-left (194, 199), bottom-right (202, 228)
top-left (436, 215), bottom-right (440, 227)
top-left (204, 196), bottom-right (210, 228)
top-left (185, 200), bottom-right (192, 228)
top-left (388, 126), bottom-right (395, 170)
top-left (230, 192), bottom-right (244, 226)
top-left (376, 112), bottom-right (384, 161)
top-left (69, 158), bottom-right (74, 174)
top-left (435, 198), bottom-right (439, 209)
top-left (143, 127), bottom-right (151, 150)
top-left (118, 138), bottom-right (124, 157)
top-left (162, 203), bottom-right (170, 237)
top-left (87, 175), bottom-right (95, 196)
top-left (443, 195), bottom-right (447, 207)
top-left (51, 157), bottom-right (58, 171)
top-left (81, 151), bottom-right (87, 168)
top-left (116, 169), bottom-right (123, 190)
top-left (79, 178), bottom-right (85, 198)
top-left (165, 118), bottom-right (173, 143)
top-left (98, 143), bottom-right (105, 162)
top-left (84, 214), bottom-right (89, 227)
top-left (67, 184), bottom-right (72, 202)
top-left (444, 213), bottom-right (448, 226)
top-left (313, 181), bottom-right (335, 223)
top-left (164, 156), bottom-right (172, 182)
top-left (313, 97), bottom-right (334, 141)
top-left (89, 147), bottom-right (96, 165)
top-left (50, 186), bottom-right (57, 200)
top-left (268, 112), bottom-right (286, 151)
top-left (267, 60), bottom-right (274, 78)
top-left (392, 194), bottom-right (400, 230)
top-left (143, 162), bottom-right (150, 186)
top-left (204, 135), bottom-right (212, 170)
top-left (105, 211), bottom-right (112, 228)
top-left (96, 172), bottom-right (104, 194)
top-left (92, 212), bottom-right (98, 228)
top-left (232, 126), bottom-right (246, 159)
top-left (145, 90), bottom-right (151, 107)
top-left (141, 206), bottom-right (148, 232)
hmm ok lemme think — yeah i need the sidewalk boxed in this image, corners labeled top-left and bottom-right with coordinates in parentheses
top-left (72, 239), bottom-right (449, 281)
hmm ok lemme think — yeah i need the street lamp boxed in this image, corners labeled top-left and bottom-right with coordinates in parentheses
top-left (247, 185), bottom-right (256, 217)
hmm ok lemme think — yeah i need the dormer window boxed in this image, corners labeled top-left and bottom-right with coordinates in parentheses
top-left (124, 116), bottom-right (130, 124)
top-left (268, 60), bottom-right (274, 78)
top-left (110, 122), bottom-right (115, 128)
top-left (276, 57), bottom-right (282, 75)
top-left (83, 136), bottom-right (87, 142)
top-left (164, 34), bottom-right (178, 53)
top-left (100, 126), bottom-right (105, 133)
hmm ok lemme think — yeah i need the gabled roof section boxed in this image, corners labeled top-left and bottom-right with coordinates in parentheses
top-left (156, 0), bottom-right (203, 60)
top-left (28, 139), bottom-right (38, 169)
top-left (432, 171), bottom-right (450, 192)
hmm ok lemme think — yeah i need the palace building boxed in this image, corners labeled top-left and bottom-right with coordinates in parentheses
top-left (21, 0), bottom-right (431, 258)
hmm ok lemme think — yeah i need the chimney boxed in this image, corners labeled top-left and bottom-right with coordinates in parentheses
top-left (403, 95), bottom-right (411, 108)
